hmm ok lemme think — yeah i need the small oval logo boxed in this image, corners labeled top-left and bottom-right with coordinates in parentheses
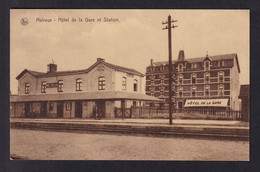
top-left (20, 18), bottom-right (29, 26)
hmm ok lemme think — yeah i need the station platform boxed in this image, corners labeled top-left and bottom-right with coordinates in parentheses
top-left (10, 118), bottom-right (249, 140)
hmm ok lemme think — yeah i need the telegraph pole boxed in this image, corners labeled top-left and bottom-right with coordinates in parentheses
top-left (162, 15), bottom-right (177, 125)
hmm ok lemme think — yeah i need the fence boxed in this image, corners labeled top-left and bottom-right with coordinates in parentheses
top-left (114, 106), bottom-right (242, 120)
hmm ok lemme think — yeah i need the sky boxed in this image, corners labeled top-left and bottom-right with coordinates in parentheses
top-left (10, 9), bottom-right (250, 94)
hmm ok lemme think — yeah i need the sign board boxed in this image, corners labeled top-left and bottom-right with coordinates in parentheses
top-left (184, 99), bottom-right (228, 107)
top-left (46, 82), bottom-right (58, 88)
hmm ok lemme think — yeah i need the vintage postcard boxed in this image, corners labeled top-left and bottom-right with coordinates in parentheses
top-left (10, 9), bottom-right (249, 160)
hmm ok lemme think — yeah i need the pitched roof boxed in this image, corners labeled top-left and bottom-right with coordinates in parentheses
top-left (151, 53), bottom-right (240, 72)
top-left (16, 59), bottom-right (144, 80)
top-left (104, 62), bottom-right (144, 76)
top-left (239, 85), bottom-right (250, 98)
top-left (10, 91), bottom-right (162, 102)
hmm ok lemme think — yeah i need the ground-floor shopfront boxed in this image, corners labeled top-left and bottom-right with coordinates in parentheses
top-left (10, 91), bottom-right (161, 119)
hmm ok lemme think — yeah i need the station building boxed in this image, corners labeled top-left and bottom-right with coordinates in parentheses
top-left (10, 58), bottom-right (160, 118)
top-left (145, 50), bottom-right (241, 110)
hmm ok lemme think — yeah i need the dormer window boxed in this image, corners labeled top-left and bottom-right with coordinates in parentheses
top-left (25, 83), bottom-right (30, 94)
top-left (218, 60), bottom-right (224, 67)
top-left (191, 63), bottom-right (197, 69)
top-left (178, 64), bottom-right (183, 72)
top-left (204, 60), bottom-right (210, 71)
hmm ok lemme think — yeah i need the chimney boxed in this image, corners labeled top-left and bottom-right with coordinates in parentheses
top-left (47, 63), bottom-right (57, 73)
top-left (150, 59), bottom-right (153, 65)
top-left (178, 50), bottom-right (185, 61)
top-left (97, 58), bottom-right (105, 62)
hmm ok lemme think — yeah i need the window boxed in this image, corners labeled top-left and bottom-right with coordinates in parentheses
top-left (218, 85), bottom-right (224, 96)
top-left (122, 77), bottom-right (127, 90)
top-left (191, 63), bottom-right (197, 69)
top-left (218, 72), bottom-right (224, 82)
top-left (205, 73), bottom-right (210, 83)
top-left (204, 60), bottom-right (210, 71)
top-left (98, 76), bottom-right (105, 90)
top-left (192, 74), bottom-right (196, 84)
top-left (178, 74), bottom-right (183, 85)
top-left (134, 79), bottom-right (138, 92)
top-left (192, 86), bottom-right (196, 97)
top-left (57, 80), bottom-right (63, 92)
top-left (66, 102), bottom-right (71, 111)
top-left (25, 83), bottom-right (30, 94)
top-left (178, 87), bottom-right (183, 98)
top-left (205, 85), bottom-right (210, 97)
top-left (76, 78), bottom-right (82, 91)
top-left (41, 81), bottom-right (46, 93)
top-left (178, 64), bottom-right (183, 72)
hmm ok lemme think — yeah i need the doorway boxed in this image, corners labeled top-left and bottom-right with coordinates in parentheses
top-left (57, 103), bottom-right (64, 118)
top-left (75, 101), bottom-right (82, 118)
top-left (24, 102), bottom-right (30, 117)
top-left (40, 102), bottom-right (47, 118)
top-left (96, 100), bottom-right (106, 118)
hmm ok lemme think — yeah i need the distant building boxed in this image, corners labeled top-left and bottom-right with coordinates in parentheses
top-left (145, 50), bottom-right (241, 110)
top-left (10, 58), bottom-right (160, 118)
top-left (239, 85), bottom-right (250, 121)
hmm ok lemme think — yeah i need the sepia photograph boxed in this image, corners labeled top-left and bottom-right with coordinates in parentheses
top-left (10, 9), bottom-right (249, 161)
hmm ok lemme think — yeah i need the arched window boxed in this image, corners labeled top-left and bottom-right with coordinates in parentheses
top-left (204, 60), bottom-right (210, 71)
top-left (134, 79), bottom-right (138, 92)
top-left (57, 80), bottom-right (63, 92)
top-left (205, 73), bottom-right (210, 83)
top-left (192, 73), bottom-right (197, 84)
top-left (98, 76), bottom-right (105, 90)
top-left (41, 81), bottom-right (46, 93)
top-left (218, 84), bottom-right (224, 96)
top-left (122, 77), bottom-right (127, 90)
top-left (178, 74), bottom-right (183, 85)
top-left (178, 63), bottom-right (183, 72)
top-left (218, 71), bottom-right (224, 82)
top-left (25, 83), bottom-right (30, 94)
top-left (192, 86), bottom-right (196, 97)
top-left (205, 85), bottom-right (210, 97)
top-left (76, 78), bottom-right (82, 91)
top-left (178, 87), bottom-right (183, 98)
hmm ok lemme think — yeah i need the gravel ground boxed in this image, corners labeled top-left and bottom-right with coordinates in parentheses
top-left (10, 129), bottom-right (249, 160)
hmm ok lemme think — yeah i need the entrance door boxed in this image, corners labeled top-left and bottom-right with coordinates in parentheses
top-left (75, 101), bottom-right (82, 118)
top-left (96, 100), bottom-right (106, 118)
top-left (40, 102), bottom-right (47, 118)
top-left (57, 103), bottom-right (64, 118)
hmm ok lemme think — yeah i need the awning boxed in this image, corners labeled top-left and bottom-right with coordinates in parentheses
top-left (10, 91), bottom-right (162, 102)
top-left (184, 99), bottom-right (229, 107)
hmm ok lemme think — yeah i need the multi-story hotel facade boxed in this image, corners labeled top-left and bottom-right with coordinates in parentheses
top-left (10, 58), bottom-right (160, 118)
top-left (145, 50), bottom-right (241, 110)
